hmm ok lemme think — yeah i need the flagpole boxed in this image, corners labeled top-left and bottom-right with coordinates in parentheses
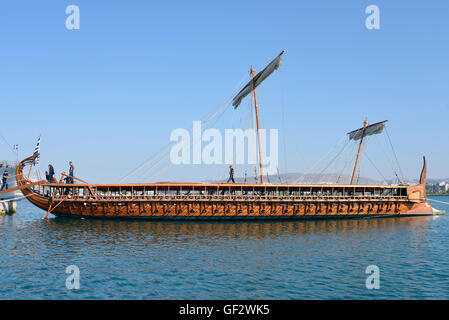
top-left (28, 134), bottom-right (42, 179)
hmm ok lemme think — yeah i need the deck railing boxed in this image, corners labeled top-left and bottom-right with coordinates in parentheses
top-left (31, 182), bottom-right (409, 203)
top-left (46, 191), bottom-right (408, 202)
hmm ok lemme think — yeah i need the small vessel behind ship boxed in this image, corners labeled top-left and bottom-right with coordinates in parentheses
top-left (12, 51), bottom-right (439, 219)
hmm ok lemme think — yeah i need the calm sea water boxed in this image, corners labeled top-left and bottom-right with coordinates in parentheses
top-left (1, 196), bottom-right (449, 299)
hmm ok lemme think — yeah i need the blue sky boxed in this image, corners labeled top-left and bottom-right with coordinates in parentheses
top-left (0, 0), bottom-right (448, 183)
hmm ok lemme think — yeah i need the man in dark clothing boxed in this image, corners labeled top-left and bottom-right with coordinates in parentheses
top-left (63, 175), bottom-right (71, 194)
top-left (1, 170), bottom-right (9, 191)
top-left (227, 165), bottom-right (235, 183)
top-left (68, 161), bottom-right (74, 184)
top-left (46, 164), bottom-right (55, 183)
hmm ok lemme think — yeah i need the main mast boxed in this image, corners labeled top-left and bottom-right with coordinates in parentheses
top-left (231, 51), bottom-right (284, 184)
top-left (251, 66), bottom-right (264, 184)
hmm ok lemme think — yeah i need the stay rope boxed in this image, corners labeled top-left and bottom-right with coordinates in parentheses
top-left (260, 86), bottom-right (310, 172)
top-left (426, 198), bottom-right (449, 205)
top-left (363, 151), bottom-right (389, 184)
top-left (298, 134), bottom-right (347, 183)
top-left (373, 135), bottom-right (401, 183)
top-left (385, 127), bottom-right (406, 182)
top-left (119, 72), bottom-right (248, 183)
top-left (336, 140), bottom-right (358, 184)
top-left (0, 131), bottom-right (16, 154)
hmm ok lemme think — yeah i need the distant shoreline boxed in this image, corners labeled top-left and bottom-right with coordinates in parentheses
top-left (427, 194), bottom-right (449, 196)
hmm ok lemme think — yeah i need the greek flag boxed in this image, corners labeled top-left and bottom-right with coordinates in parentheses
top-left (33, 136), bottom-right (41, 165)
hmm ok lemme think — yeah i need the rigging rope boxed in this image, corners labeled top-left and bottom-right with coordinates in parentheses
top-left (318, 139), bottom-right (350, 177)
top-left (118, 142), bottom-right (173, 182)
top-left (142, 70), bottom-right (260, 183)
top-left (374, 135), bottom-right (401, 183)
top-left (426, 198), bottom-right (449, 205)
top-left (363, 151), bottom-right (388, 184)
top-left (321, 141), bottom-right (349, 183)
top-left (327, 137), bottom-right (357, 183)
top-left (145, 160), bottom-right (173, 182)
top-left (385, 127), bottom-right (405, 182)
top-left (329, 138), bottom-right (357, 184)
top-left (0, 131), bottom-right (17, 156)
top-left (336, 141), bottom-right (358, 184)
top-left (298, 134), bottom-right (347, 183)
top-left (119, 72), bottom-right (248, 183)
top-left (139, 146), bottom-right (174, 181)
top-left (139, 99), bottom-right (233, 182)
top-left (260, 85), bottom-right (310, 171)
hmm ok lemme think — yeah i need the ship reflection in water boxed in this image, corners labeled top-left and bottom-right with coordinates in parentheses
top-left (1, 199), bottom-right (449, 299)
top-left (47, 214), bottom-right (434, 241)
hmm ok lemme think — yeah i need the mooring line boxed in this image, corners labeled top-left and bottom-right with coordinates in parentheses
top-left (426, 198), bottom-right (449, 205)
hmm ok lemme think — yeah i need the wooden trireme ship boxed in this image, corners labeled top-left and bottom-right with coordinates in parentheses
top-left (10, 51), bottom-right (436, 219)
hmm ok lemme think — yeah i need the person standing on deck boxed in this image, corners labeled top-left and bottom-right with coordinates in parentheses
top-left (68, 161), bottom-right (74, 184)
top-left (47, 164), bottom-right (55, 183)
top-left (1, 169), bottom-right (9, 191)
top-left (227, 165), bottom-right (235, 183)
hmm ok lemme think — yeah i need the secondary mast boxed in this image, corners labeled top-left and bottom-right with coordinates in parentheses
top-left (350, 119), bottom-right (368, 184)
top-left (347, 119), bottom-right (388, 185)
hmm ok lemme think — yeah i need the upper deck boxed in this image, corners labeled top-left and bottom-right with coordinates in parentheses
top-left (32, 181), bottom-right (411, 202)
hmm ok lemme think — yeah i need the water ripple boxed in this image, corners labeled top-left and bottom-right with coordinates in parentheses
top-left (1, 197), bottom-right (449, 299)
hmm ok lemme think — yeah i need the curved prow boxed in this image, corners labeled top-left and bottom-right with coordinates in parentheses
top-left (407, 156), bottom-right (428, 203)
top-left (14, 153), bottom-right (51, 213)
top-left (15, 153), bottom-right (47, 198)
top-left (15, 153), bottom-right (40, 188)
top-left (419, 156), bottom-right (427, 186)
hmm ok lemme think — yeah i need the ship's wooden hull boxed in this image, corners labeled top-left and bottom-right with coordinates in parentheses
top-left (16, 154), bottom-right (434, 220)
top-left (20, 184), bottom-right (434, 220)
top-left (48, 202), bottom-right (432, 220)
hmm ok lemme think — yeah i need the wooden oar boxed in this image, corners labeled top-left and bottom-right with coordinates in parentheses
top-left (0, 180), bottom-right (46, 195)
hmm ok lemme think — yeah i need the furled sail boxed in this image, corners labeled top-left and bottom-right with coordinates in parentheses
top-left (232, 51), bottom-right (284, 109)
top-left (347, 120), bottom-right (388, 141)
